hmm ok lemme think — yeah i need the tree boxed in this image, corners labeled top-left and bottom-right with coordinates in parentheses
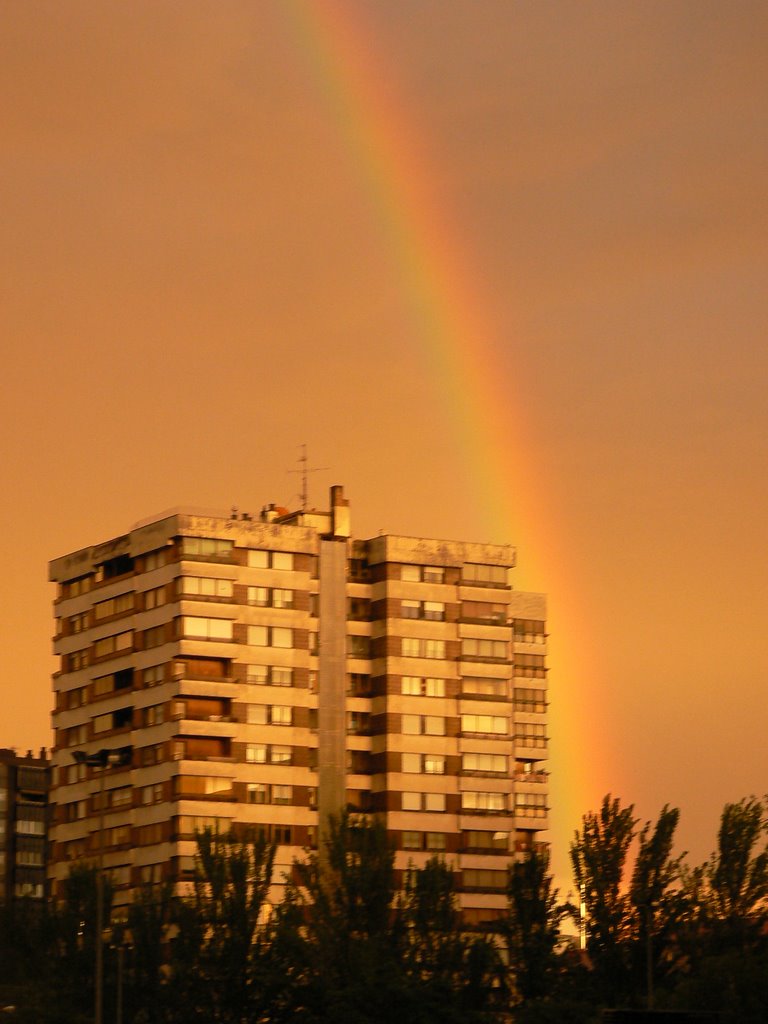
top-left (673, 795), bottom-right (768, 1016)
top-left (274, 813), bottom-right (501, 1024)
top-left (275, 812), bottom-right (407, 1024)
top-left (401, 855), bottom-right (502, 1022)
top-left (707, 796), bottom-right (768, 938)
top-left (628, 804), bottom-right (686, 1005)
top-left (505, 846), bottom-right (564, 1004)
top-left (165, 827), bottom-right (276, 1024)
top-left (570, 795), bottom-right (637, 1005)
top-left (126, 881), bottom-right (175, 1024)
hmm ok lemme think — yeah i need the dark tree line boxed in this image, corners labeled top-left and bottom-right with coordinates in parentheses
top-left (1, 798), bottom-right (766, 1024)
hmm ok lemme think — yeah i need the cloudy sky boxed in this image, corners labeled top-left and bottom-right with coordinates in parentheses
top-left (2, 0), bottom-right (766, 889)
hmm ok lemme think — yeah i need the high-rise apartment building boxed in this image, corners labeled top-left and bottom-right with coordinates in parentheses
top-left (49, 487), bottom-right (548, 925)
top-left (0, 747), bottom-right (50, 902)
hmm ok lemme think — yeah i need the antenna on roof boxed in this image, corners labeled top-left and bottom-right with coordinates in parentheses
top-left (289, 444), bottom-right (328, 511)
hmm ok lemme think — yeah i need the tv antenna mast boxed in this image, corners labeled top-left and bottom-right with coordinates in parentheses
top-left (290, 444), bottom-right (328, 511)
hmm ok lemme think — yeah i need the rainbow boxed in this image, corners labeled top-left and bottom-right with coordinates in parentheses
top-left (280, 0), bottom-right (616, 869)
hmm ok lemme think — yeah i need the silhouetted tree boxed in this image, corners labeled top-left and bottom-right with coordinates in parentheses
top-left (505, 846), bottom-right (564, 1004)
top-left (628, 804), bottom-right (687, 1005)
top-left (570, 795), bottom-right (637, 1005)
top-left (278, 813), bottom-right (415, 1023)
top-left (165, 827), bottom-right (276, 1024)
top-left (668, 797), bottom-right (768, 1021)
top-left (706, 796), bottom-right (768, 944)
top-left (401, 855), bottom-right (503, 1021)
top-left (125, 881), bottom-right (175, 1024)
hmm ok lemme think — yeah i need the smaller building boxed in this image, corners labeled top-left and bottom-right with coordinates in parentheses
top-left (0, 748), bottom-right (51, 902)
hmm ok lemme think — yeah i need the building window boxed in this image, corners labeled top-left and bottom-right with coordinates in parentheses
top-left (67, 723), bottom-right (88, 745)
top-left (93, 593), bottom-right (135, 621)
top-left (245, 742), bottom-right (291, 764)
top-left (347, 598), bottom-right (371, 620)
top-left (93, 707), bottom-right (133, 734)
top-left (462, 830), bottom-right (508, 852)
top-left (401, 751), bottom-right (447, 775)
top-left (425, 832), bottom-right (446, 851)
top-left (513, 687), bottom-right (547, 713)
top-left (176, 815), bottom-right (228, 839)
top-left (462, 868), bottom-right (508, 891)
top-left (140, 744), bottom-right (164, 767)
top-left (142, 783), bottom-right (164, 804)
top-left (462, 563), bottom-right (508, 587)
top-left (461, 638), bottom-right (507, 661)
top-left (92, 556), bottom-right (131, 583)
top-left (178, 576), bottom-right (234, 599)
top-left (513, 619), bottom-right (546, 644)
top-left (143, 549), bottom-right (166, 572)
top-left (402, 715), bottom-right (445, 736)
top-left (460, 676), bottom-right (507, 698)
top-left (462, 752), bottom-right (508, 774)
top-left (62, 575), bottom-right (91, 598)
top-left (515, 793), bottom-right (548, 818)
top-left (180, 537), bottom-right (234, 560)
top-left (402, 600), bottom-right (445, 621)
top-left (347, 712), bottom-right (370, 735)
top-left (514, 723), bottom-right (547, 748)
top-left (67, 611), bottom-right (90, 634)
top-left (461, 714), bottom-right (507, 735)
top-left (91, 667), bottom-right (132, 697)
top-left (247, 625), bottom-right (293, 648)
top-left (65, 648), bottom-right (89, 672)
top-left (246, 705), bottom-right (292, 727)
top-left (247, 783), bottom-right (292, 805)
top-left (143, 588), bottom-right (165, 612)
top-left (402, 830), bottom-right (422, 850)
top-left (514, 654), bottom-right (547, 679)
top-left (174, 776), bottom-right (233, 798)
top-left (401, 676), bottom-right (446, 697)
top-left (270, 705), bottom-right (292, 725)
top-left (66, 687), bottom-right (87, 709)
top-left (246, 665), bottom-right (293, 687)
top-left (401, 565), bottom-right (445, 584)
top-left (461, 600), bottom-right (507, 624)
top-left (402, 792), bottom-right (446, 812)
top-left (181, 617), bottom-right (233, 642)
top-left (138, 823), bottom-right (164, 846)
top-left (93, 630), bottom-right (134, 659)
top-left (15, 848), bottom-right (44, 867)
top-left (143, 625), bottom-right (166, 649)
top-left (247, 550), bottom-right (294, 570)
top-left (402, 638), bottom-right (446, 660)
top-left (348, 673), bottom-right (372, 695)
top-left (247, 587), bottom-right (294, 608)
top-left (143, 665), bottom-right (164, 687)
top-left (348, 635), bottom-right (371, 659)
top-left (17, 809), bottom-right (46, 836)
top-left (143, 704), bottom-right (164, 726)
top-left (461, 791), bottom-right (506, 813)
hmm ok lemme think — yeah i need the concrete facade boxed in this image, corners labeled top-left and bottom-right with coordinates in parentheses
top-left (49, 487), bottom-right (548, 925)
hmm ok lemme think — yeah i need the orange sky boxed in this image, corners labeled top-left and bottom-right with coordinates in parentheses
top-left (1, 0), bottom-right (766, 892)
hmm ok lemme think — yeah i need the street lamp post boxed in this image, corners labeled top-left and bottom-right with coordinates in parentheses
top-left (72, 747), bottom-right (132, 1024)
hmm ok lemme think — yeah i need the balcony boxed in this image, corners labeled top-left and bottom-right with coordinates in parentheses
top-left (513, 770), bottom-right (548, 784)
